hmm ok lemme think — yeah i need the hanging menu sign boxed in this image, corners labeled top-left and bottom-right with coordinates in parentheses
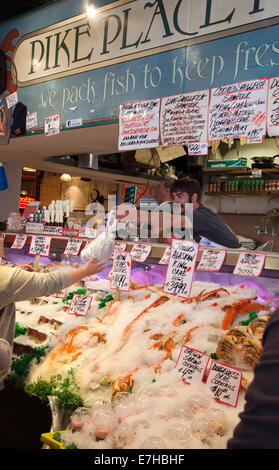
top-left (130, 243), bottom-right (152, 262)
top-left (267, 77), bottom-right (279, 136)
top-left (197, 248), bottom-right (226, 272)
top-left (110, 252), bottom-right (132, 292)
top-left (163, 239), bottom-right (199, 298)
top-left (205, 360), bottom-right (242, 407)
top-left (11, 234), bottom-right (27, 250)
top-left (209, 78), bottom-right (268, 142)
top-left (29, 235), bottom-right (51, 257)
top-left (158, 246), bottom-right (171, 265)
top-left (233, 251), bottom-right (266, 277)
top-left (68, 294), bottom-right (92, 316)
top-left (175, 345), bottom-right (210, 385)
top-left (160, 90), bottom-right (209, 146)
top-left (64, 238), bottom-right (83, 256)
top-left (118, 99), bottom-right (160, 151)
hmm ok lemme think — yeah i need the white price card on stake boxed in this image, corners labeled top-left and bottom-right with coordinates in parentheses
top-left (64, 238), bottom-right (83, 256)
top-left (163, 238), bottom-right (199, 299)
top-left (11, 234), bottom-right (27, 250)
top-left (233, 251), bottom-right (266, 277)
top-left (68, 294), bottom-right (92, 316)
top-left (130, 242), bottom-right (152, 262)
top-left (197, 248), bottom-right (226, 272)
top-left (158, 246), bottom-right (171, 265)
top-left (118, 98), bottom-right (160, 151)
top-left (29, 235), bottom-right (51, 257)
top-left (205, 360), bottom-right (242, 408)
top-left (45, 113), bottom-right (60, 136)
top-left (175, 345), bottom-right (210, 385)
top-left (110, 252), bottom-right (132, 292)
top-left (110, 241), bottom-right (127, 259)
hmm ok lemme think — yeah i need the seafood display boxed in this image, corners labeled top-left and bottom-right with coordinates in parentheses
top-left (8, 257), bottom-right (275, 449)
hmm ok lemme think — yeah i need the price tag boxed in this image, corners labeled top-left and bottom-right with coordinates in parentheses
top-left (233, 251), bottom-right (266, 277)
top-left (158, 246), bottom-right (171, 265)
top-left (188, 142), bottom-right (208, 156)
top-left (110, 242), bottom-right (127, 260)
top-left (11, 234), bottom-right (27, 250)
top-left (68, 294), bottom-right (93, 316)
top-left (62, 228), bottom-right (80, 237)
top-left (175, 345), bottom-right (210, 384)
top-left (84, 227), bottom-right (97, 239)
top-left (163, 238), bottom-right (199, 299)
top-left (6, 91), bottom-right (18, 109)
top-left (26, 222), bottom-right (44, 233)
top-left (130, 242), bottom-right (152, 262)
top-left (45, 113), bottom-right (60, 136)
top-left (29, 235), bottom-right (51, 257)
top-left (43, 226), bottom-right (63, 236)
top-left (26, 112), bottom-right (38, 130)
top-left (64, 238), bottom-right (83, 256)
top-left (53, 289), bottom-right (66, 299)
top-left (110, 252), bottom-right (131, 292)
top-left (197, 248), bottom-right (226, 272)
top-left (205, 360), bottom-right (242, 408)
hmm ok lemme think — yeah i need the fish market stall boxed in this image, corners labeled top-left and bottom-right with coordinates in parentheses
top-left (1, 233), bottom-right (279, 450)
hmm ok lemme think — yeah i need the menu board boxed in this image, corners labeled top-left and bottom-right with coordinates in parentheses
top-left (206, 360), bottom-right (242, 408)
top-left (160, 90), bottom-right (209, 146)
top-left (197, 248), bottom-right (226, 272)
top-left (163, 239), bottom-right (199, 299)
top-left (175, 345), bottom-right (210, 385)
top-left (233, 251), bottom-right (266, 277)
top-left (209, 78), bottom-right (268, 142)
top-left (11, 234), bottom-right (27, 250)
top-left (68, 294), bottom-right (93, 316)
top-left (110, 252), bottom-right (132, 292)
top-left (268, 77), bottom-right (279, 136)
top-left (29, 235), bottom-right (51, 257)
top-left (118, 99), bottom-right (160, 151)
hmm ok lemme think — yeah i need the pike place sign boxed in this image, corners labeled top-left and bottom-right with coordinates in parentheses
top-left (12, 0), bottom-right (278, 87)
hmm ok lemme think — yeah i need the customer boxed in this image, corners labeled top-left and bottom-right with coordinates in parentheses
top-left (227, 306), bottom-right (279, 449)
top-left (0, 236), bottom-right (105, 389)
top-left (170, 178), bottom-right (241, 249)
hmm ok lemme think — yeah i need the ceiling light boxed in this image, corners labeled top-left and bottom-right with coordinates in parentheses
top-left (87, 4), bottom-right (97, 17)
top-left (23, 167), bottom-right (37, 172)
top-left (60, 173), bottom-right (72, 182)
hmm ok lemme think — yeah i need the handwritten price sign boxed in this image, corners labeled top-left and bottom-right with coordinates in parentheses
top-left (68, 294), bottom-right (93, 316)
top-left (176, 345), bottom-right (210, 385)
top-left (64, 238), bottom-right (83, 256)
top-left (11, 234), bottom-right (27, 250)
top-left (110, 252), bottom-right (132, 292)
top-left (233, 251), bottom-right (266, 277)
top-left (130, 243), bottom-right (152, 262)
top-left (205, 360), bottom-right (242, 408)
top-left (163, 238), bottom-right (199, 298)
top-left (197, 248), bottom-right (226, 272)
top-left (158, 246), bottom-right (171, 265)
top-left (29, 236), bottom-right (51, 257)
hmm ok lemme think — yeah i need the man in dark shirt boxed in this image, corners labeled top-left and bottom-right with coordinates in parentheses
top-left (170, 178), bottom-right (241, 249)
top-left (227, 306), bottom-right (279, 449)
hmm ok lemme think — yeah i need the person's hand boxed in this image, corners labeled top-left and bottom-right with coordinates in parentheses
top-left (18, 264), bottom-right (34, 272)
top-left (83, 257), bottom-right (105, 277)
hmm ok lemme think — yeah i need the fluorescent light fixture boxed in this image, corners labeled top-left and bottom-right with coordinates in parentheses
top-left (23, 167), bottom-right (37, 172)
top-left (60, 173), bottom-right (72, 182)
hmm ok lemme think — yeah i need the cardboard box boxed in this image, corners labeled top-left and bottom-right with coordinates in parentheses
top-left (206, 158), bottom-right (248, 168)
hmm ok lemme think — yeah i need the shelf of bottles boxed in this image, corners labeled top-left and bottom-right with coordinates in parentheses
top-left (207, 179), bottom-right (279, 195)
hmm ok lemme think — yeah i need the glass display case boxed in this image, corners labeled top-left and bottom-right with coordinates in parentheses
top-left (2, 231), bottom-right (279, 449)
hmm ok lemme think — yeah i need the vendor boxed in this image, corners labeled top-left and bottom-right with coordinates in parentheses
top-left (170, 178), bottom-right (241, 249)
top-left (0, 237), bottom-right (105, 390)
